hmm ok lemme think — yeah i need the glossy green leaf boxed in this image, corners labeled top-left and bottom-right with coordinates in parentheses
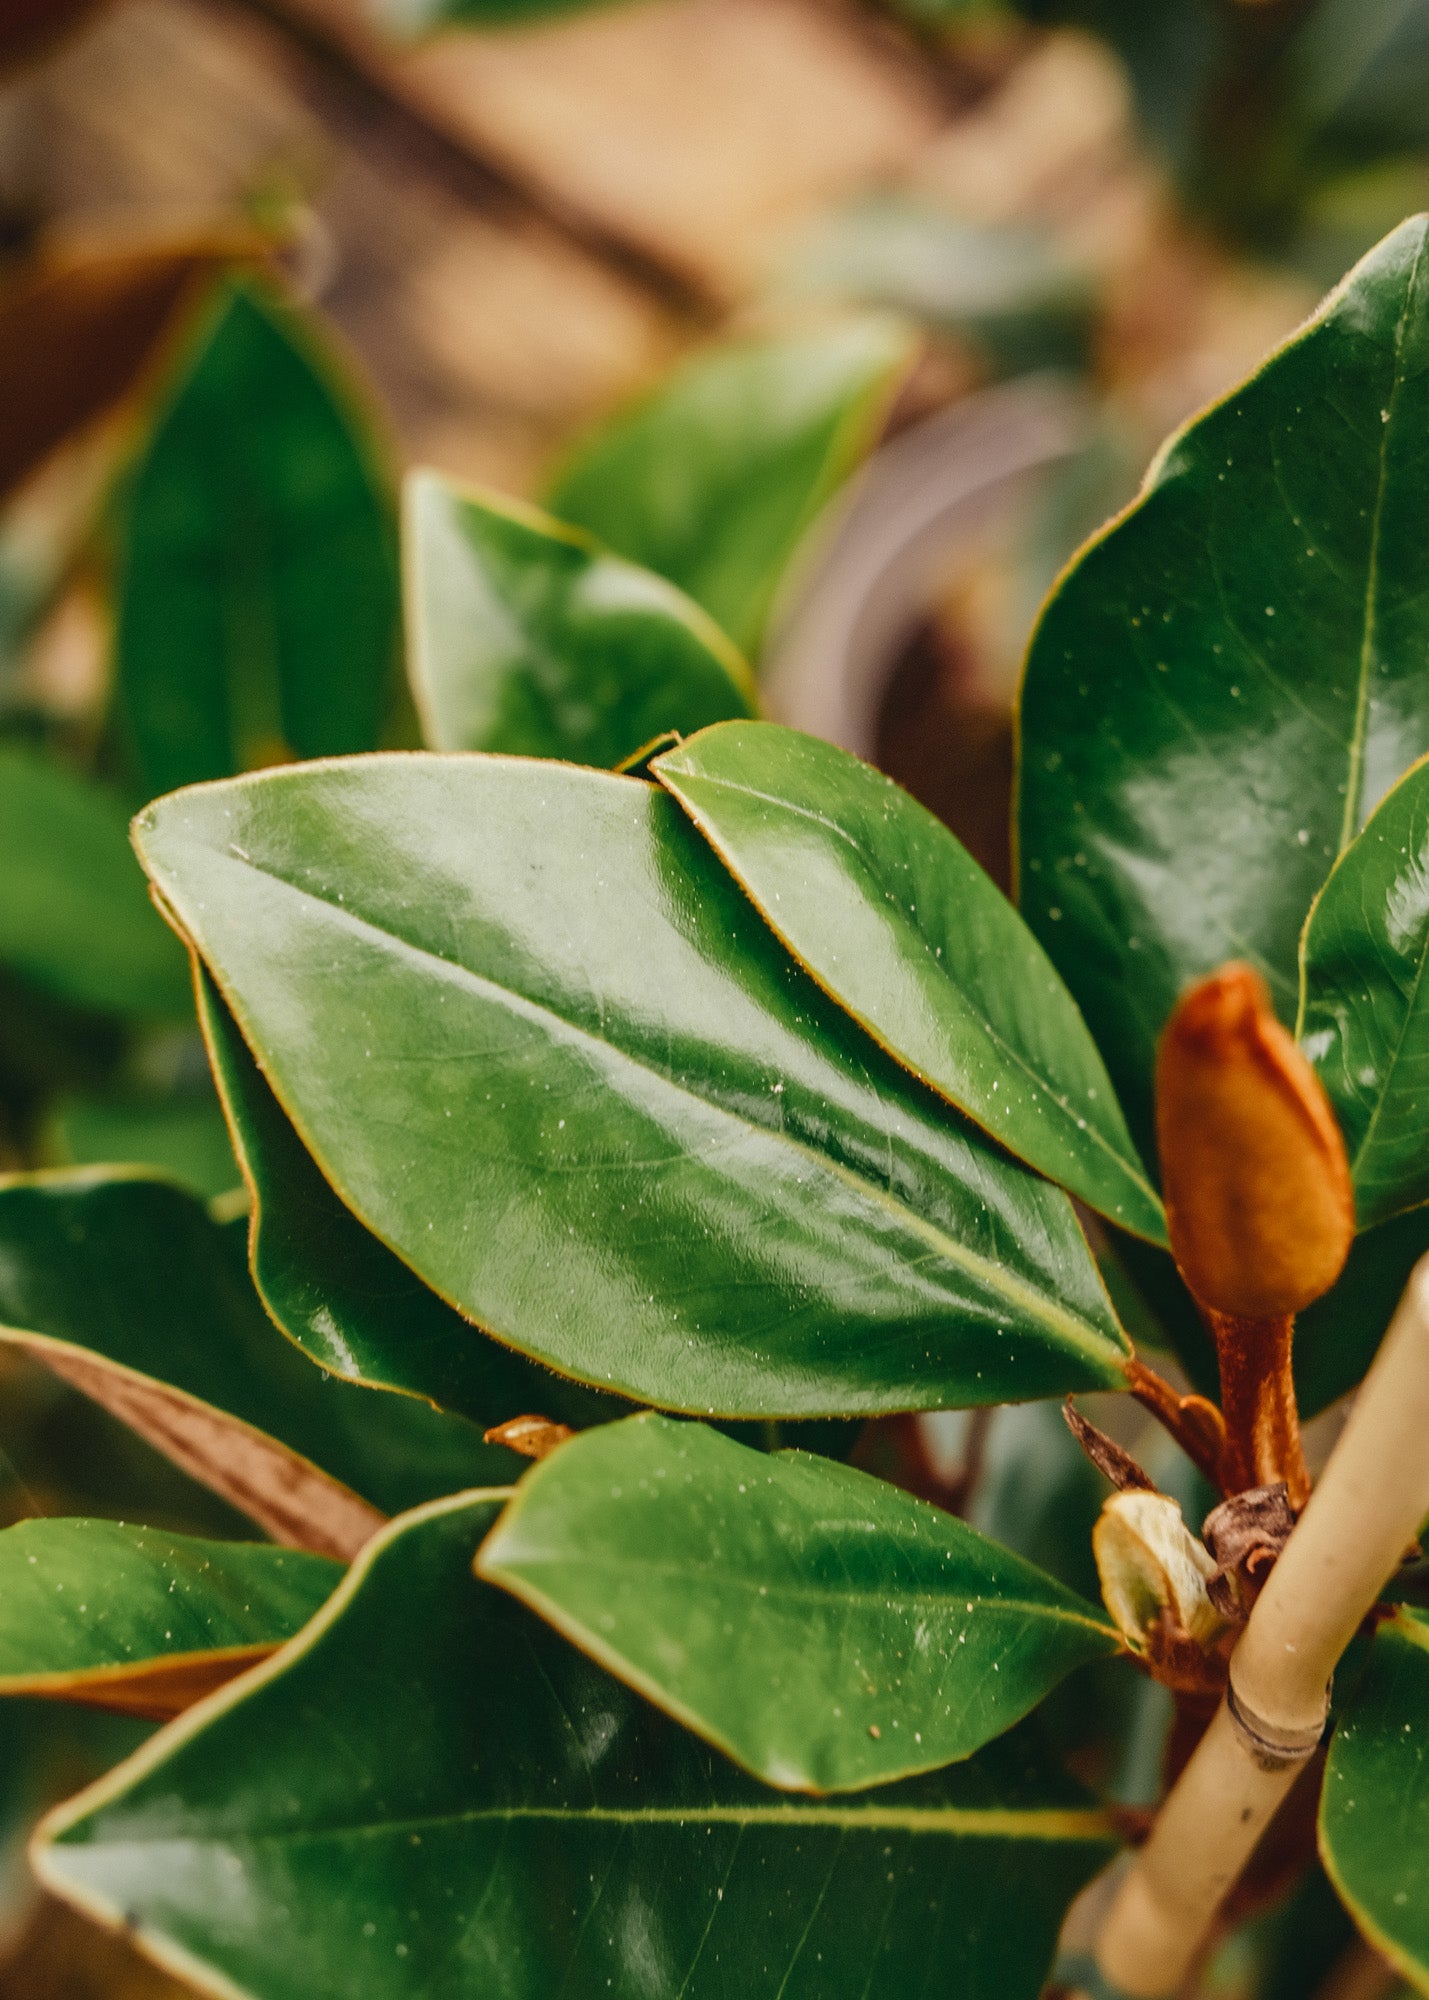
top-left (0, 743), bottom-right (189, 1019)
top-left (404, 472), bottom-right (754, 768)
top-left (547, 318), bottom-right (915, 657)
top-left (37, 1493), bottom-right (1119, 2000)
top-left (1301, 754), bottom-right (1429, 1228)
top-left (0, 1169), bottom-right (512, 1548)
top-left (1320, 1606), bottom-right (1429, 1989)
top-left (478, 1412), bottom-right (1119, 1792)
top-left (655, 721), bottom-right (1164, 1241)
top-left (0, 1519), bottom-right (339, 1711)
top-left (195, 966), bottom-right (618, 1432)
top-left (1019, 216), bottom-right (1429, 1150)
top-left (115, 276), bottom-right (398, 797)
top-left (137, 754), bottom-right (1131, 1417)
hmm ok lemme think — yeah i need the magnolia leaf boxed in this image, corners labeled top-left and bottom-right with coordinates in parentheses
top-left (655, 722), bottom-right (1164, 1241)
top-left (1019, 215), bottom-right (1429, 1151)
top-left (1320, 1606), bottom-right (1429, 1986)
top-left (36, 1493), bottom-right (1119, 2000)
top-left (478, 1412), bottom-right (1120, 1791)
top-left (195, 967), bottom-right (620, 1432)
top-left (404, 472), bottom-right (754, 767)
top-left (1301, 754), bottom-right (1429, 1228)
top-left (0, 1519), bottom-right (339, 1718)
top-left (0, 744), bottom-right (190, 1019)
top-left (136, 755), bottom-right (1131, 1418)
top-left (115, 276), bottom-right (398, 796)
top-left (0, 1170), bottom-right (509, 1555)
top-left (547, 318), bottom-right (915, 656)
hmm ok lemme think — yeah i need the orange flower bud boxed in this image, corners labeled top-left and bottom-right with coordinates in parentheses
top-left (1156, 964), bottom-right (1353, 1318)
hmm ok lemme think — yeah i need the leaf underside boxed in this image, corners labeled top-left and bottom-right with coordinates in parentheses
top-left (0, 1171), bottom-right (507, 1548)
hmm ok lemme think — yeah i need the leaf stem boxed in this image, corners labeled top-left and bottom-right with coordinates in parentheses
top-left (1206, 1309), bottom-right (1309, 1509)
top-left (1123, 1357), bottom-right (1226, 1489)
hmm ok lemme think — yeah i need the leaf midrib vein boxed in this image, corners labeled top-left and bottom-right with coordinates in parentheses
top-left (180, 839), bottom-right (1124, 1372)
top-left (81, 1800), bottom-right (1116, 1846)
top-left (495, 1553), bottom-right (1112, 1636)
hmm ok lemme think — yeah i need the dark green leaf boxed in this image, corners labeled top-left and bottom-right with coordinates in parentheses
top-left (37, 1493), bottom-right (1118, 2000)
top-left (137, 755), bottom-right (1131, 1417)
top-left (547, 318), bottom-right (915, 656)
top-left (115, 276), bottom-right (398, 797)
top-left (404, 472), bottom-right (754, 767)
top-left (0, 1518), bottom-right (338, 1714)
top-left (1320, 1606), bottom-right (1429, 1986)
top-left (195, 966), bottom-right (619, 1432)
top-left (1019, 216), bottom-right (1429, 1151)
top-left (1301, 754), bottom-right (1429, 1228)
top-left (478, 1412), bottom-right (1119, 1792)
top-left (655, 721), bottom-right (1164, 1240)
top-left (0, 1170), bottom-right (510, 1549)
top-left (0, 744), bottom-right (189, 1019)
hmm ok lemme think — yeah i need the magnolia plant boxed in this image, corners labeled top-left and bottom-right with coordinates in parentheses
top-left (5, 219), bottom-right (1429, 2000)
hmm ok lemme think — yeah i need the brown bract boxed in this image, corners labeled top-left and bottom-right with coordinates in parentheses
top-left (1155, 964), bottom-right (1353, 1318)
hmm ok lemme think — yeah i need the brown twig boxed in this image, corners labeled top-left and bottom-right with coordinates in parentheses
top-left (1124, 1357), bottom-right (1227, 1489)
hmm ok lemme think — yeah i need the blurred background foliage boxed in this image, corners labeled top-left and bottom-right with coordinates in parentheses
top-left (0, 0), bottom-right (1427, 1993)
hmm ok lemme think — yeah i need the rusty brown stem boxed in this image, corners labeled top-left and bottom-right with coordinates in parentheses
top-left (1206, 1309), bottom-right (1310, 1509)
top-left (1125, 1357), bottom-right (1227, 1489)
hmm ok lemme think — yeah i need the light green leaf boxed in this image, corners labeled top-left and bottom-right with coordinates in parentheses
top-left (0, 1519), bottom-right (339, 1716)
top-left (478, 1411), bottom-right (1119, 1792)
top-left (195, 966), bottom-right (620, 1433)
top-left (780, 198), bottom-right (1089, 373)
top-left (1301, 754), bottom-right (1429, 1228)
top-left (547, 317), bottom-right (915, 656)
top-left (655, 721), bottom-right (1164, 1240)
top-left (115, 276), bottom-right (398, 797)
top-left (1019, 215), bottom-right (1429, 1151)
top-left (1320, 1606), bottom-right (1429, 1990)
top-left (36, 1493), bottom-right (1119, 2000)
top-left (404, 472), bottom-right (754, 767)
top-left (0, 743), bottom-right (189, 1019)
top-left (0, 1169), bottom-right (510, 1552)
top-left (136, 755), bottom-right (1131, 1418)
top-left (49, 1087), bottom-right (239, 1201)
